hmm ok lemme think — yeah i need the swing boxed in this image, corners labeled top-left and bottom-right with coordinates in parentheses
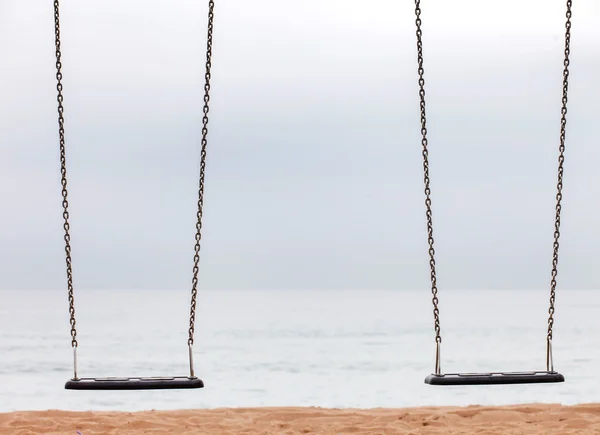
top-left (53, 0), bottom-right (215, 390)
top-left (415, 0), bottom-right (572, 386)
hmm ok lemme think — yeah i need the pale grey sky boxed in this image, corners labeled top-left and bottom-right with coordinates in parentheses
top-left (0, 0), bottom-right (599, 291)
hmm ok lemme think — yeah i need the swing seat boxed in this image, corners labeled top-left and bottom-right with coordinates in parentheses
top-left (425, 371), bottom-right (564, 386)
top-left (65, 376), bottom-right (204, 390)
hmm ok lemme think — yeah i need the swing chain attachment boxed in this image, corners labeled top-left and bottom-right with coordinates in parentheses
top-left (546, 337), bottom-right (554, 372)
top-left (434, 341), bottom-right (441, 375)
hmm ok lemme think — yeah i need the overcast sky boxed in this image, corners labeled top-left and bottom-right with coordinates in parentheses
top-left (0, 0), bottom-right (598, 291)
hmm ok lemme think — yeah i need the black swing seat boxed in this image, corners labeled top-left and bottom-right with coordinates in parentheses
top-left (425, 371), bottom-right (565, 386)
top-left (65, 376), bottom-right (204, 390)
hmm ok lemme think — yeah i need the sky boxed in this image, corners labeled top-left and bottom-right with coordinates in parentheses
top-left (0, 0), bottom-right (599, 291)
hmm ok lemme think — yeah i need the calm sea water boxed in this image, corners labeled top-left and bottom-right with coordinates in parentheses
top-left (0, 288), bottom-right (597, 412)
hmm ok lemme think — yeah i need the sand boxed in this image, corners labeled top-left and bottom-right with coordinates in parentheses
top-left (2, 404), bottom-right (600, 434)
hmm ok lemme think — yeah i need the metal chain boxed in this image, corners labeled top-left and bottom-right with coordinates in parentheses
top-left (414, 0), bottom-right (442, 348)
top-left (54, 0), bottom-right (216, 351)
top-left (54, 0), bottom-right (78, 349)
top-left (414, 0), bottom-right (572, 360)
top-left (547, 0), bottom-right (572, 343)
top-left (188, 0), bottom-right (215, 346)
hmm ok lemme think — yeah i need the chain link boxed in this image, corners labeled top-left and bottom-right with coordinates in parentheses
top-left (188, 0), bottom-right (215, 346)
top-left (414, 0), bottom-right (442, 345)
top-left (54, 0), bottom-right (78, 349)
top-left (547, 0), bottom-right (572, 343)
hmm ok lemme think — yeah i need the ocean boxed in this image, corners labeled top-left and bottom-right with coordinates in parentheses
top-left (0, 288), bottom-right (597, 412)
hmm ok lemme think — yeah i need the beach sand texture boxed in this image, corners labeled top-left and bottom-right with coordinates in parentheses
top-left (2, 404), bottom-right (600, 434)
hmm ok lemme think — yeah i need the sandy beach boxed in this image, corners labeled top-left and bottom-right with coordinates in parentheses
top-left (2, 404), bottom-right (600, 434)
